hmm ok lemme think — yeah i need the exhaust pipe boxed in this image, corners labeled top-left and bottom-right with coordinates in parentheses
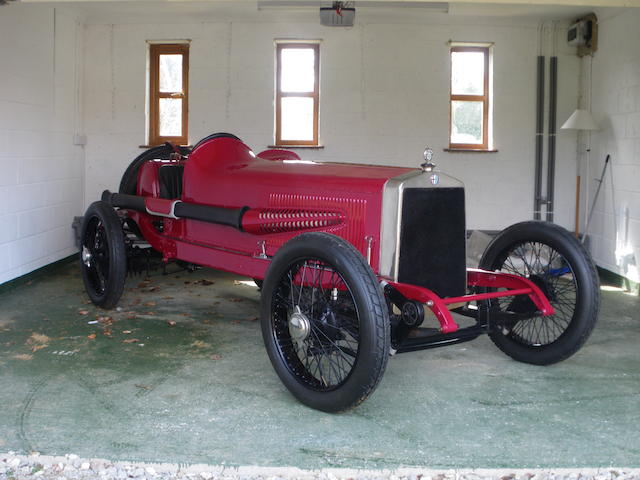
top-left (102, 190), bottom-right (248, 230)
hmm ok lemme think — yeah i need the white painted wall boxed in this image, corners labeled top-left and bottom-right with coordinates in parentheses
top-left (585, 8), bottom-right (640, 282)
top-left (0, 3), bottom-right (585, 285)
top-left (81, 6), bottom-right (579, 232)
top-left (0, 5), bottom-right (84, 284)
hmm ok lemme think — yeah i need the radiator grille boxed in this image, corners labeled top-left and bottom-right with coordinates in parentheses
top-left (398, 188), bottom-right (466, 298)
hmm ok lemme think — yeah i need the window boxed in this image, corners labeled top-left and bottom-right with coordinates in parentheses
top-left (149, 43), bottom-right (189, 146)
top-left (275, 43), bottom-right (320, 146)
top-left (449, 45), bottom-right (491, 150)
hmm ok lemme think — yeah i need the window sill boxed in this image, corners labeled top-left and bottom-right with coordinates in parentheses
top-left (268, 145), bottom-right (324, 150)
top-left (444, 148), bottom-right (498, 153)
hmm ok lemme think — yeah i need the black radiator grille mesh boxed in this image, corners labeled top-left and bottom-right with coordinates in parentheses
top-left (398, 188), bottom-right (466, 298)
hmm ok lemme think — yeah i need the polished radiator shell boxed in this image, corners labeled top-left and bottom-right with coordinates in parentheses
top-left (380, 170), bottom-right (467, 298)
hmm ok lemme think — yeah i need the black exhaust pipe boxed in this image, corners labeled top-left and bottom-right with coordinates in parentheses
top-left (102, 190), bottom-right (248, 231)
top-left (102, 191), bottom-right (145, 211)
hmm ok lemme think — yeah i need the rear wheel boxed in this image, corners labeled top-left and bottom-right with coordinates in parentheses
top-left (479, 221), bottom-right (600, 365)
top-left (80, 201), bottom-right (127, 309)
top-left (261, 233), bottom-right (390, 412)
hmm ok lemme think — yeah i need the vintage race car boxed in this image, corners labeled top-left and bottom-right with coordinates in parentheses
top-left (80, 133), bottom-right (600, 412)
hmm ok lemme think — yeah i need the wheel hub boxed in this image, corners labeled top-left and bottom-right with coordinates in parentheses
top-left (82, 246), bottom-right (92, 267)
top-left (529, 274), bottom-right (555, 301)
top-left (289, 306), bottom-right (311, 342)
top-left (501, 272), bottom-right (556, 316)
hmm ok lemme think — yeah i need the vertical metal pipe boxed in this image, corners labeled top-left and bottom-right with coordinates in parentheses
top-left (575, 175), bottom-right (581, 237)
top-left (534, 55), bottom-right (545, 220)
top-left (546, 56), bottom-right (558, 222)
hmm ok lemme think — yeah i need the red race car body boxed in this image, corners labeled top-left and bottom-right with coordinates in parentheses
top-left (133, 136), bottom-right (410, 280)
top-left (81, 133), bottom-right (600, 412)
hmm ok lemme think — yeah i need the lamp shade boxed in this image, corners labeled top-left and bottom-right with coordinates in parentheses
top-left (561, 109), bottom-right (600, 131)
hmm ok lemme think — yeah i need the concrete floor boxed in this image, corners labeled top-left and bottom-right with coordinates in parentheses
top-left (0, 261), bottom-right (638, 469)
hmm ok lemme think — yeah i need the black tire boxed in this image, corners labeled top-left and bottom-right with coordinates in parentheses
top-left (479, 221), bottom-right (600, 365)
top-left (191, 132), bottom-right (241, 152)
top-left (261, 233), bottom-right (390, 412)
top-left (118, 144), bottom-right (190, 195)
top-left (80, 201), bottom-right (127, 309)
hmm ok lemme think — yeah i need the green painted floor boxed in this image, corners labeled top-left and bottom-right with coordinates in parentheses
top-left (0, 262), bottom-right (638, 469)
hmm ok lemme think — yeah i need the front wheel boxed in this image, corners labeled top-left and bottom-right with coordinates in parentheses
top-left (261, 233), bottom-right (390, 412)
top-left (479, 221), bottom-right (600, 365)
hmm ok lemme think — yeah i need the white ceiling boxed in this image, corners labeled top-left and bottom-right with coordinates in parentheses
top-left (18, 0), bottom-right (640, 5)
top-left (8, 0), bottom-right (632, 24)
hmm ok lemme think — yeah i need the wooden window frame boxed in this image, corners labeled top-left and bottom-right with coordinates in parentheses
top-left (149, 43), bottom-right (189, 146)
top-left (275, 43), bottom-right (320, 147)
top-left (449, 46), bottom-right (490, 151)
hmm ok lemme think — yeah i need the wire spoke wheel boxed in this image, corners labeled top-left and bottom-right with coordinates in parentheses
top-left (493, 241), bottom-right (577, 346)
top-left (261, 233), bottom-right (390, 412)
top-left (80, 201), bottom-right (127, 309)
top-left (272, 259), bottom-right (360, 390)
top-left (479, 221), bottom-right (600, 365)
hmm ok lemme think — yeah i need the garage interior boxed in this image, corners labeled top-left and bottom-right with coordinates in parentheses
top-left (1, 0), bottom-right (640, 476)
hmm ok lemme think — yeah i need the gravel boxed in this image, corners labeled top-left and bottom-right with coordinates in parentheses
top-left (1, 452), bottom-right (639, 480)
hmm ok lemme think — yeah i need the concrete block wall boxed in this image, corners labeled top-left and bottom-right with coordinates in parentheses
top-left (81, 6), bottom-right (579, 231)
top-left (0, 3), bottom-right (585, 285)
top-left (588, 8), bottom-right (640, 282)
top-left (0, 6), bottom-right (84, 284)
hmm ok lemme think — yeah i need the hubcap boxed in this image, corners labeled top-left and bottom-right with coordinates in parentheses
top-left (82, 246), bottom-right (92, 267)
top-left (289, 306), bottom-right (311, 342)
